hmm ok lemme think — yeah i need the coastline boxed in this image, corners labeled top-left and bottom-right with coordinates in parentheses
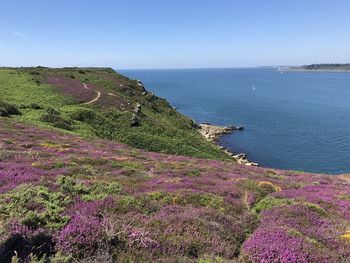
top-left (196, 123), bottom-right (258, 166)
top-left (280, 68), bottom-right (350, 73)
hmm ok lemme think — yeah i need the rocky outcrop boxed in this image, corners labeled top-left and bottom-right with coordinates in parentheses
top-left (197, 123), bottom-right (242, 142)
top-left (130, 113), bottom-right (140, 127)
top-left (196, 123), bottom-right (258, 166)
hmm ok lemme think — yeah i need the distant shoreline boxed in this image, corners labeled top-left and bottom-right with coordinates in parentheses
top-left (282, 68), bottom-right (350, 73)
top-left (280, 63), bottom-right (350, 72)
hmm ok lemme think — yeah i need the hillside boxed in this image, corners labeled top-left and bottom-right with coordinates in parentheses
top-left (0, 67), bottom-right (229, 160)
top-left (285, 63), bottom-right (350, 71)
top-left (0, 118), bottom-right (349, 262)
top-left (0, 68), bottom-right (349, 262)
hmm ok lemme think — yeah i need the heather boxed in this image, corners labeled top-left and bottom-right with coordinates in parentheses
top-left (0, 119), bottom-right (349, 262)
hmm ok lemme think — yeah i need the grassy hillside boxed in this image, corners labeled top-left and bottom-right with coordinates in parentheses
top-left (0, 119), bottom-right (349, 262)
top-left (0, 67), bottom-right (229, 160)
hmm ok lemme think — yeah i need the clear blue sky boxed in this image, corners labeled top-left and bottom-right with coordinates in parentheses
top-left (1, 0), bottom-right (350, 69)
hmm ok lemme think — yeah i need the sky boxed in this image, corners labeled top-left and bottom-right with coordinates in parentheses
top-left (1, 0), bottom-right (350, 69)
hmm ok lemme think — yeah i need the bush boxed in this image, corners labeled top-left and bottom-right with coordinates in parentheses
top-left (46, 106), bottom-right (60, 115)
top-left (0, 100), bottom-right (21, 117)
top-left (253, 197), bottom-right (293, 213)
top-left (0, 184), bottom-right (70, 230)
top-left (28, 103), bottom-right (42, 110)
top-left (69, 108), bottom-right (97, 123)
top-left (57, 175), bottom-right (122, 201)
top-left (40, 111), bottom-right (73, 131)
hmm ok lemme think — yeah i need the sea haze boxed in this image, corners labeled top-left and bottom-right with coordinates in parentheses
top-left (120, 68), bottom-right (350, 174)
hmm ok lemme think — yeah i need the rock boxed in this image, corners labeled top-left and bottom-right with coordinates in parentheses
top-left (196, 123), bottom-right (257, 166)
top-left (134, 103), bottom-right (142, 114)
top-left (196, 123), bottom-right (236, 142)
top-left (130, 113), bottom-right (140, 127)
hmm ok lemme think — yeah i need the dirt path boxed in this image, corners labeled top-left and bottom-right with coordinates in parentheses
top-left (83, 83), bottom-right (101, 105)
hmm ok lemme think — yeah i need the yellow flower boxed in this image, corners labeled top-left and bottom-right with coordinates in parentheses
top-left (40, 142), bottom-right (70, 150)
top-left (258, 181), bottom-right (282, 192)
top-left (172, 196), bottom-right (179, 205)
top-left (31, 162), bottom-right (40, 167)
top-left (341, 231), bottom-right (350, 242)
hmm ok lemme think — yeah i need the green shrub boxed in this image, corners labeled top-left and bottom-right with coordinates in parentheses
top-left (40, 112), bottom-right (73, 131)
top-left (57, 175), bottom-right (122, 201)
top-left (69, 108), bottom-right (97, 123)
top-left (253, 196), bottom-right (294, 213)
top-left (52, 119), bottom-right (73, 131)
top-left (46, 106), bottom-right (60, 115)
top-left (28, 103), bottom-right (42, 110)
top-left (0, 100), bottom-right (21, 117)
top-left (0, 184), bottom-right (71, 229)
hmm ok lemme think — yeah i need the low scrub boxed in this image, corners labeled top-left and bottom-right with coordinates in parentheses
top-left (0, 100), bottom-right (21, 117)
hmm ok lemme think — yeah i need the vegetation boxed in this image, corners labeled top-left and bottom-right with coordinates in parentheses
top-left (0, 118), bottom-right (348, 262)
top-left (0, 67), bottom-right (349, 262)
top-left (0, 67), bottom-right (229, 160)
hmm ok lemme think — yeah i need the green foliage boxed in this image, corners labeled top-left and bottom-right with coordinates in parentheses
top-left (46, 106), bottom-right (60, 115)
top-left (0, 184), bottom-right (70, 229)
top-left (0, 100), bottom-right (21, 117)
top-left (69, 108), bottom-right (97, 123)
top-left (118, 195), bottom-right (144, 211)
top-left (57, 175), bottom-right (121, 201)
top-left (40, 113), bottom-right (73, 130)
top-left (253, 197), bottom-right (294, 213)
top-left (49, 252), bottom-right (72, 263)
top-left (237, 179), bottom-right (277, 203)
top-left (28, 103), bottom-right (42, 110)
top-left (187, 168), bottom-right (201, 177)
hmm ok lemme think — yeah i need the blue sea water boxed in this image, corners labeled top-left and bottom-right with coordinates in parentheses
top-left (120, 68), bottom-right (350, 174)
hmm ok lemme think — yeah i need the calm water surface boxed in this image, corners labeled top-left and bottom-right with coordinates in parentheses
top-left (120, 68), bottom-right (350, 174)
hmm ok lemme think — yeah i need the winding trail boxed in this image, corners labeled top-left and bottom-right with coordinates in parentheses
top-left (83, 83), bottom-right (101, 105)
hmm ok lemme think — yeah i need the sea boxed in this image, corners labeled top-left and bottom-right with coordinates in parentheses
top-left (120, 68), bottom-right (350, 174)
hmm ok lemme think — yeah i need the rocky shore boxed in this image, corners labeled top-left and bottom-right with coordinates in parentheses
top-left (196, 123), bottom-right (258, 166)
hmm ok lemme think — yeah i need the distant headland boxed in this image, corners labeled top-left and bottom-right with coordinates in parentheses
top-left (281, 63), bottom-right (350, 72)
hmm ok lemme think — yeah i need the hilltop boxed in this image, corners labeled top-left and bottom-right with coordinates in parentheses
top-left (0, 68), bottom-right (349, 262)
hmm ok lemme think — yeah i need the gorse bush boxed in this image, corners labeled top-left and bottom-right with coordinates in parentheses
top-left (0, 100), bottom-right (21, 117)
top-left (0, 184), bottom-right (70, 230)
top-left (40, 107), bottom-right (73, 131)
top-left (253, 196), bottom-right (293, 213)
top-left (57, 175), bottom-right (122, 201)
top-left (46, 106), bottom-right (60, 116)
top-left (69, 108), bottom-right (97, 123)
